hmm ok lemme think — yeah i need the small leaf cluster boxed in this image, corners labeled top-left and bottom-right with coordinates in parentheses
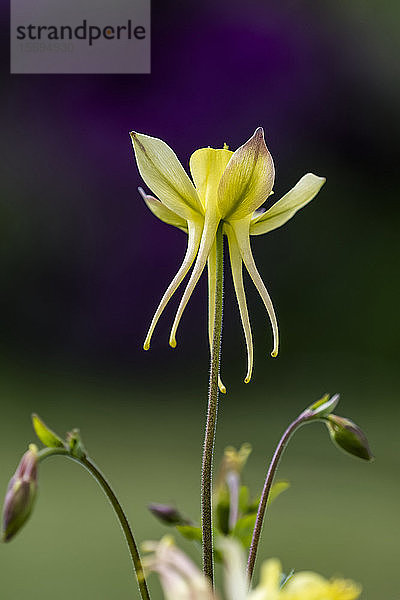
top-left (148, 444), bottom-right (289, 558)
top-left (32, 414), bottom-right (87, 459)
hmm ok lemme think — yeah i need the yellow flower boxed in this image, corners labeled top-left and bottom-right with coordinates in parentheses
top-left (281, 569), bottom-right (362, 600)
top-left (220, 541), bottom-right (362, 600)
top-left (142, 536), bottom-right (213, 600)
top-left (142, 537), bottom-right (362, 600)
top-left (131, 128), bottom-right (325, 387)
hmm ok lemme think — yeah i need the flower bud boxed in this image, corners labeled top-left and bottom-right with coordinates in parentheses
top-left (148, 503), bottom-right (190, 526)
top-left (325, 415), bottom-right (374, 461)
top-left (2, 444), bottom-right (38, 542)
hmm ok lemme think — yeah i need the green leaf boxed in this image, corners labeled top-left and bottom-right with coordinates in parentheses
top-left (176, 526), bottom-right (223, 562)
top-left (213, 546), bottom-right (223, 563)
top-left (246, 480), bottom-right (290, 513)
top-left (268, 480), bottom-right (290, 504)
top-left (238, 485), bottom-right (250, 513)
top-left (32, 414), bottom-right (65, 448)
top-left (232, 512), bottom-right (257, 548)
top-left (66, 429), bottom-right (87, 459)
top-left (215, 494), bottom-right (230, 535)
top-left (176, 525), bottom-right (202, 542)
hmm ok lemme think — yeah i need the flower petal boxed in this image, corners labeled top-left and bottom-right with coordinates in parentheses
top-left (230, 218), bottom-right (279, 358)
top-left (218, 128), bottom-right (275, 220)
top-left (131, 132), bottom-right (202, 220)
top-left (139, 188), bottom-right (188, 232)
top-left (169, 212), bottom-right (220, 348)
top-left (218, 538), bottom-right (248, 600)
top-left (283, 570), bottom-right (363, 599)
top-left (248, 559), bottom-right (282, 600)
top-left (225, 224), bottom-right (254, 384)
top-left (250, 173), bottom-right (325, 236)
top-left (190, 148), bottom-right (233, 211)
top-left (143, 219), bottom-right (203, 350)
top-left (329, 578), bottom-right (362, 600)
top-left (143, 536), bottom-right (214, 600)
top-left (207, 240), bottom-right (227, 393)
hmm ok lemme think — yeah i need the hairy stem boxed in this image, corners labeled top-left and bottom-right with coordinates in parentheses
top-left (201, 222), bottom-right (224, 586)
top-left (37, 448), bottom-right (151, 600)
top-left (246, 415), bottom-right (306, 583)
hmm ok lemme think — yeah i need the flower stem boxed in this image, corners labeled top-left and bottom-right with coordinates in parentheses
top-left (201, 222), bottom-right (224, 586)
top-left (246, 414), bottom-right (306, 584)
top-left (37, 448), bottom-right (151, 600)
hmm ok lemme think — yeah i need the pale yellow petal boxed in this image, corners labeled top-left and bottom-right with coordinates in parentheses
top-left (131, 132), bottom-right (202, 220)
top-left (169, 213), bottom-right (220, 347)
top-left (207, 240), bottom-right (227, 393)
top-left (329, 578), bottom-right (362, 600)
top-left (218, 128), bottom-right (275, 220)
top-left (282, 570), bottom-right (362, 600)
top-left (225, 224), bottom-right (254, 383)
top-left (250, 173), bottom-right (326, 236)
top-left (230, 218), bottom-right (279, 358)
top-left (190, 147), bottom-right (233, 210)
top-left (218, 538), bottom-right (248, 600)
top-left (248, 559), bottom-right (282, 600)
top-left (144, 536), bottom-right (214, 600)
top-left (143, 219), bottom-right (202, 350)
top-left (139, 188), bottom-right (188, 232)
top-left (282, 571), bottom-right (361, 600)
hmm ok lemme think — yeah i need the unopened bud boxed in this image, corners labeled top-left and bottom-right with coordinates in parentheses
top-left (148, 503), bottom-right (190, 526)
top-left (325, 415), bottom-right (374, 461)
top-left (2, 444), bottom-right (38, 542)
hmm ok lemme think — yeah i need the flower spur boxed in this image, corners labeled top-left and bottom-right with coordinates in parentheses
top-left (131, 128), bottom-right (325, 389)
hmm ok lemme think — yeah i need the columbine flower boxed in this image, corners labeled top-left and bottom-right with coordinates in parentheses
top-left (142, 536), bottom-right (362, 600)
top-left (131, 128), bottom-right (325, 387)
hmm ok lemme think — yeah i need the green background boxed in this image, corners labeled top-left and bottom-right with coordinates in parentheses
top-left (1, 0), bottom-right (399, 598)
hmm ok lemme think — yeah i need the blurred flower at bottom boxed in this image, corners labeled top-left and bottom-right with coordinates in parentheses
top-left (142, 536), bottom-right (361, 600)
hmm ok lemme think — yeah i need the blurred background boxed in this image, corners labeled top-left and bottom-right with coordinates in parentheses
top-left (1, 0), bottom-right (399, 598)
